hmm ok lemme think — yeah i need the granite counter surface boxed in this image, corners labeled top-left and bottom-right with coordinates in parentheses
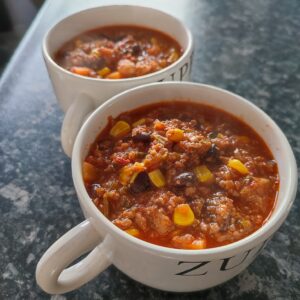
top-left (0, 0), bottom-right (299, 299)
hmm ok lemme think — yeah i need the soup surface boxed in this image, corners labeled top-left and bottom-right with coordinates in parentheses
top-left (83, 102), bottom-right (279, 249)
top-left (55, 25), bottom-right (182, 79)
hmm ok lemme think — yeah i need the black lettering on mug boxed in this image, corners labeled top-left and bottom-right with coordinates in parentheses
top-left (220, 248), bottom-right (253, 271)
top-left (175, 237), bottom-right (271, 276)
top-left (170, 71), bottom-right (176, 81)
top-left (251, 238), bottom-right (271, 260)
top-left (179, 62), bottom-right (189, 81)
top-left (175, 261), bottom-right (210, 276)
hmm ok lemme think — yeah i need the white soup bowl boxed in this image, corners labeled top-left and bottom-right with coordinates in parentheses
top-left (36, 82), bottom-right (297, 294)
top-left (42, 5), bottom-right (193, 157)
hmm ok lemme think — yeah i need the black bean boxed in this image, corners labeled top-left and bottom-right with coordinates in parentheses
top-left (91, 183), bottom-right (101, 197)
top-left (174, 172), bottom-right (195, 187)
top-left (132, 132), bottom-right (151, 143)
top-left (113, 35), bottom-right (126, 42)
top-left (132, 44), bottom-right (141, 56)
top-left (243, 176), bottom-right (254, 185)
top-left (129, 172), bottom-right (151, 193)
top-left (205, 144), bottom-right (219, 161)
top-left (208, 131), bottom-right (218, 139)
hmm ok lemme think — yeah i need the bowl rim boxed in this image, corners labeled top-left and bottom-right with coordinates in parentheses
top-left (72, 81), bottom-right (298, 257)
top-left (42, 4), bottom-right (193, 83)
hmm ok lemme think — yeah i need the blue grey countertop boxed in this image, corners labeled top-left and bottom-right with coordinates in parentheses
top-left (0, 0), bottom-right (299, 299)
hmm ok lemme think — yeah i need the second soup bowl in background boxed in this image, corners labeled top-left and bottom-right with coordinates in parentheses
top-left (36, 82), bottom-right (297, 295)
top-left (42, 5), bottom-right (193, 157)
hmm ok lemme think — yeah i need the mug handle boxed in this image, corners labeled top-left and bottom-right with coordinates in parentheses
top-left (61, 94), bottom-right (95, 157)
top-left (36, 219), bottom-right (112, 294)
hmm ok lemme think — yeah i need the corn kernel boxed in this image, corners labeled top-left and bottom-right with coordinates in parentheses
top-left (82, 162), bottom-right (100, 182)
top-left (130, 171), bottom-right (139, 184)
top-left (98, 67), bottom-right (111, 77)
top-left (217, 133), bottom-right (224, 138)
top-left (119, 163), bottom-right (144, 185)
top-left (168, 50), bottom-right (179, 62)
top-left (228, 159), bottom-right (249, 175)
top-left (240, 219), bottom-right (252, 229)
top-left (132, 118), bottom-right (146, 127)
top-left (110, 121), bottom-right (131, 138)
top-left (106, 71), bottom-right (121, 79)
top-left (194, 165), bottom-right (214, 183)
top-left (148, 169), bottom-right (166, 188)
top-left (166, 128), bottom-right (184, 142)
top-left (125, 228), bottom-right (140, 237)
top-left (130, 162), bottom-right (145, 183)
top-left (173, 204), bottom-right (195, 226)
top-left (119, 165), bottom-right (134, 185)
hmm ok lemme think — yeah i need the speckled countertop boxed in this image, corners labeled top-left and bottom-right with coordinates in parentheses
top-left (0, 0), bottom-right (299, 299)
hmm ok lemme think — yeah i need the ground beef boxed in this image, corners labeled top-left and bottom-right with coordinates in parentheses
top-left (147, 207), bottom-right (174, 235)
top-left (240, 177), bottom-right (271, 213)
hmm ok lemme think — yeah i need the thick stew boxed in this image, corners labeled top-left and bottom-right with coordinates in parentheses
top-left (55, 25), bottom-right (182, 79)
top-left (83, 102), bottom-right (279, 250)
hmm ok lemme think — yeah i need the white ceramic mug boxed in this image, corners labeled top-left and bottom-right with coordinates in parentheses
top-left (42, 5), bottom-right (193, 157)
top-left (36, 82), bottom-right (297, 294)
